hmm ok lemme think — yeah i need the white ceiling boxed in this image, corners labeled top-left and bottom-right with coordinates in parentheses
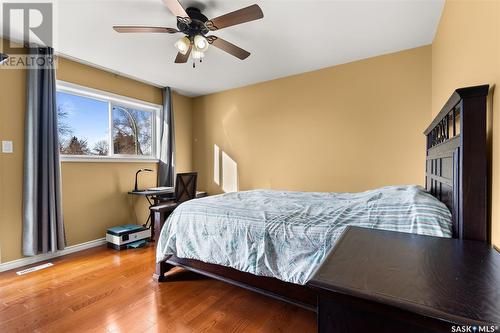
top-left (10, 0), bottom-right (445, 96)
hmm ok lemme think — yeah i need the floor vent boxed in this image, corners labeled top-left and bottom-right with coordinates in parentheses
top-left (16, 263), bottom-right (53, 275)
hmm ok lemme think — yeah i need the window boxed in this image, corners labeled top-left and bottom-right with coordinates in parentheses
top-left (57, 92), bottom-right (109, 156)
top-left (112, 106), bottom-right (153, 156)
top-left (56, 81), bottom-right (161, 161)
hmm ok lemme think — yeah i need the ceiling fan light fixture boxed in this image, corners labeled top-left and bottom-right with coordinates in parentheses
top-left (113, 0), bottom-right (264, 65)
top-left (192, 48), bottom-right (205, 60)
top-left (193, 34), bottom-right (209, 52)
top-left (175, 36), bottom-right (191, 55)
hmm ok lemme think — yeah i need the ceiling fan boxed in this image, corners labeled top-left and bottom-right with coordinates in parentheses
top-left (113, 0), bottom-right (264, 67)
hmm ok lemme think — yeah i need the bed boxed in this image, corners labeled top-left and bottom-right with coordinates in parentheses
top-left (154, 85), bottom-right (490, 310)
top-left (157, 186), bottom-right (452, 285)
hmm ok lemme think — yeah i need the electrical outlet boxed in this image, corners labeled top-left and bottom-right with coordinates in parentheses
top-left (2, 141), bottom-right (13, 153)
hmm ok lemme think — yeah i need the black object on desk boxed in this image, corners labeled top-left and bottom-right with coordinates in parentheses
top-left (134, 168), bottom-right (154, 192)
top-left (308, 226), bottom-right (500, 333)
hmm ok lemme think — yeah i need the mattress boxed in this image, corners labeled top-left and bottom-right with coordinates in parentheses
top-left (156, 185), bottom-right (452, 285)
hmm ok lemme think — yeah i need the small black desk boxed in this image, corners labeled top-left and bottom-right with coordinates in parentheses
top-left (128, 188), bottom-right (175, 205)
top-left (128, 189), bottom-right (207, 240)
top-left (129, 188), bottom-right (174, 227)
top-left (128, 189), bottom-right (208, 201)
top-left (308, 226), bottom-right (500, 333)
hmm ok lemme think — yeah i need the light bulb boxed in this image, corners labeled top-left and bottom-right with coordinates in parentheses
top-left (193, 35), bottom-right (209, 52)
top-left (175, 36), bottom-right (190, 55)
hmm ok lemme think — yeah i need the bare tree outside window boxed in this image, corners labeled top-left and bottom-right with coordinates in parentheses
top-left (63, 136), bottom-right (90, 155)
top-left (57, 105), bottom-right (73, 150)
top-left (112, 106), bottom-right (152, 156)
top-left (93, 140), bottom-right (109, 156)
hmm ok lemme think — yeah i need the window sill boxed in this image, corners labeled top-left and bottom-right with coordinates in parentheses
top-left (60, 156), bottom-right (159, 163)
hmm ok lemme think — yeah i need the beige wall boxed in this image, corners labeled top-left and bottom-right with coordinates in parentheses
top-left (0, 57), bottom-right (26, 263)
top-left (192, 46), bottom-right (431, 195)
top-left (431, 0), bottom-right (500, 247)
top-left (0, 54), bottom-right (193, 262)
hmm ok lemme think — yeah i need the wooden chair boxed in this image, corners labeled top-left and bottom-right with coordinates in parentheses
top-left (150, 172), bottom-right (198, 241)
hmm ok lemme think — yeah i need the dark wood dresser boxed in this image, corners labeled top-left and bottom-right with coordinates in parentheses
top-left (308, 226), bottom-right (500, 333)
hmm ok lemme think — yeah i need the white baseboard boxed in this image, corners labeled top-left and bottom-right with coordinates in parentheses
top-left (0, 238), bottom-right (107, 273)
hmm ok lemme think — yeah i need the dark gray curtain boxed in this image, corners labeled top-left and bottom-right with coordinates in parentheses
top-left (23, 47), bottom-right (65, 256)
top-left (157, 87), bottom-right (176, 187)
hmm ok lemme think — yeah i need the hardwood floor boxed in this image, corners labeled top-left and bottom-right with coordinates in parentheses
top-left (0, 244), bottom-right (316, 333)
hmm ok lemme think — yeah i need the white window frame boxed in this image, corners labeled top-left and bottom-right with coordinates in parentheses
top-left (57, 81), bottom-right (162, 163)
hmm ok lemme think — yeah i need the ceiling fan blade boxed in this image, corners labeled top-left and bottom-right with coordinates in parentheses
top-left (208, 36), bottom-right (250, 60)
top-left (162, 0), bottom-right (191, 22)
top-left (175, 45), bottom-right (192, 63)
top-left (205, 4), bottom-right (263, 31)
top-left (113, 26), bottom-right (179, 33)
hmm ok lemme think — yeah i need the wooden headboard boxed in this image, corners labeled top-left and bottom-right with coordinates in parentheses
top-left (424, 85), bottom-right (489, 242)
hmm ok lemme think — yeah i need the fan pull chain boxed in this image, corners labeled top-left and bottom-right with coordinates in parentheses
top-left (192, 59), bottom-right (202, 68)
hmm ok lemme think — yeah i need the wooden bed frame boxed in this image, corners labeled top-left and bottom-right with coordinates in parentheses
top-left (154, 85), bottom-right (490, 311)
top-left (424, 85), bottom-right (489, 242)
